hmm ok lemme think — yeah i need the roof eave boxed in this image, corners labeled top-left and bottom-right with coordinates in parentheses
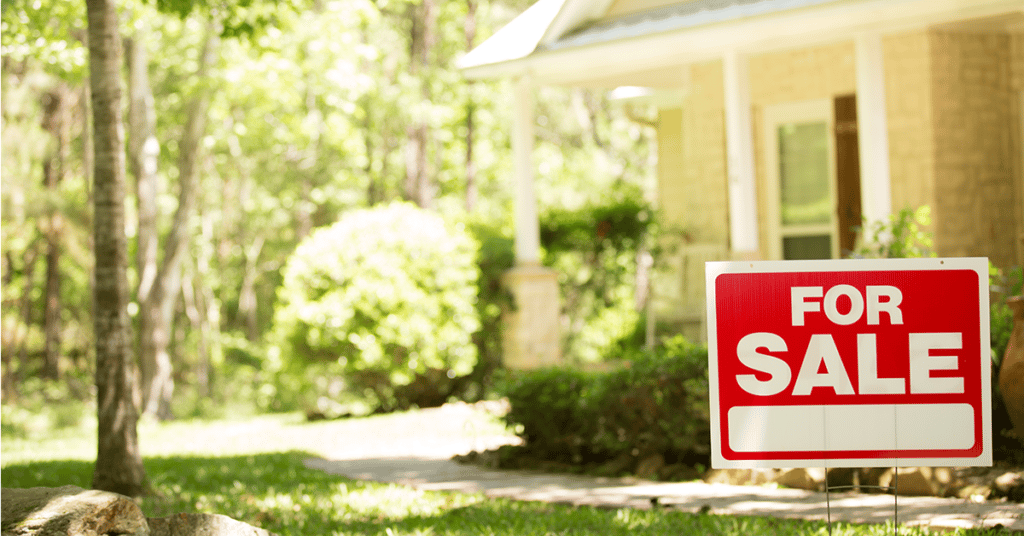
top-left (458, 0), bottom-right (1024, 86)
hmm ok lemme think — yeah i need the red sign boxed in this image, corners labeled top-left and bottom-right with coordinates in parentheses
top-left (706, 258), bottom-right (991, 468)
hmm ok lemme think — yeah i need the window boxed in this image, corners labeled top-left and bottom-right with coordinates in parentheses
top-left (763, 99), bottom-right (839, 260)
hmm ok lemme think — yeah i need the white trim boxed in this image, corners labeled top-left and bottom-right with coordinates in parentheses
top-left (723, 51), bottom-right (759, 255)
top-left (540, 0), bottom-right (615, 47)
top-left (461, 0), bottom-right (1023, 85)
top-left (856, 32), bottom-right (893, 231)
top-left (762, 99), bottom-right (839, 260)
top-left (608, 86), bottom-right (686, 108)
top-left (513, 76), bottom-right (541, 265)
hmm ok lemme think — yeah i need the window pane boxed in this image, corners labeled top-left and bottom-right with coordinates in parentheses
top-left (783, 235), bottom-right (832, 260)
top-left (778, 122), bottom-right (830, 225)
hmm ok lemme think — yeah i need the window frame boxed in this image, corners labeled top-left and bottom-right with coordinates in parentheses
top-left (762, 98), bottom-right (839, 260)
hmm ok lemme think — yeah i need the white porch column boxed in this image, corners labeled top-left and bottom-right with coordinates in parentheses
top-left (723, 51), bottom-right (759, 256)
top-left (512, 75), bottom-right (541, 265)
top-left (855, 32), bottom-right (893, 227)
top-left (503, 74), bottom-right (560, 369)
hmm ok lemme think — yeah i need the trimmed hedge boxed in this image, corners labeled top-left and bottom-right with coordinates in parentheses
top-left (497, 336), bottom-right (710, 473)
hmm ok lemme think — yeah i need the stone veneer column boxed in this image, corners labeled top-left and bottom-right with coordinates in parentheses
top-left (503, 75), bottom-right (561, 369)
top-left (502, 265), bottom-right (561, 369)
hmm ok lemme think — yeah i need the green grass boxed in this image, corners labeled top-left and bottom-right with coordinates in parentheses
top-left (0, 412), bottom-right (997, 536)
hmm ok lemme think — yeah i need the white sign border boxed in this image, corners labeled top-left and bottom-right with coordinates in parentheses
top-left (706, 257), bottom-right (992, 469)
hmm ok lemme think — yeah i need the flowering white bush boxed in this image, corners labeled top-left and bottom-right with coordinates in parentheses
top-left (275, 202), bottom-right (480, 411)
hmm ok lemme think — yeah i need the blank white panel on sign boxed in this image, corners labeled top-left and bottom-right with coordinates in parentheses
top-left (727, 404), bottom-right (974, 453)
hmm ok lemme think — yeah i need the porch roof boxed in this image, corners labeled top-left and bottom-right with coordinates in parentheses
top-left (459, 0), bottom-right (1023, 87)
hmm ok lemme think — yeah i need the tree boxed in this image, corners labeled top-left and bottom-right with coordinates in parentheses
top-left (132, 16), bottom-right (221, 420)
top-left (85, 0), bottom-right (148, 496)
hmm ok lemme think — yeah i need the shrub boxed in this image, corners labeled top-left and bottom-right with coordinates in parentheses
top-left (462, 217), bottom-right (515, 399)
top-left (540, 187), bottom-right (655, 363)
top-left (498, 367), bottom-right (599, 462)
top-left (497, 336), bottom-right (710, 472)
top-left (274, 202), bottom-right (481, 413)
top-left (590, 337), bottom-right (710, 464)
top-left (852, 206), bottom-right (934, 259)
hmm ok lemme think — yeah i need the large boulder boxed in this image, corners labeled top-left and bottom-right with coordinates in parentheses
top-left (1, 485), bottom-right (148, 536)
top-left (1, 487), bottom-right (276, 536)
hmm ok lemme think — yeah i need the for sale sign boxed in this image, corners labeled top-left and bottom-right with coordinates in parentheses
top-left (706, 258), bottom-right (991, 468)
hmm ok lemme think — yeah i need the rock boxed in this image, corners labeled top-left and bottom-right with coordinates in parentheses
top-left (635, 454), bottom-right (665, 480)
top-left (955, 484), bottom-right (992, 500)
top-left (998, 296), bottom-right (1024, 444)
top-left (2, 487), bottom-right (277, 536)
top-left (878, 467), bottom-right (953, 497)
top-left (703, 468), bottom-right (778, 486)
top-left (147, 514), bottom-right (275, 536)
top-left (1, 485), bottom-right (149, 536)
top-left (773, 468), bottom-right (826, 491)
top-left (994, 471), bottom-right (1023, 494)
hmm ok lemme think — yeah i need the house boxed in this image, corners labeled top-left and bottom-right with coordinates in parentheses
top-left (460, 0), bottom-right (1024, 365)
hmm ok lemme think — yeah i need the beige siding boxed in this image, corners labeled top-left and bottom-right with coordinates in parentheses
top-left (748, 42), bottom-right (857, 257)
top-left (652, 28), bottom-right (1024, 337)
top-left (884, 31), bottom-right (936, 217)
top-left (1013, 32), bottom-right (1024, 267)
top-left (930, 31), bottom-right (1019, 267)
top-left (653, 61), bottom-right (729, 336)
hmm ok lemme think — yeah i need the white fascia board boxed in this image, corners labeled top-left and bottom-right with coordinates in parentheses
top-left (456, 0), bottom-right (567, 72)
top-left (461, 0), bottom-right (1024, 84)
top-left (539, 0), bottom-right (617, 47)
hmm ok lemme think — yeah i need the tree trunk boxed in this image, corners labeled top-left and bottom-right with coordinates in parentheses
top-left (86, 0), bottom-right (148, 497)
top-left (42, 83), bottom-right (72, 380)
top-left (126, 34), bottom-right (160, 413)
top-left (238, 236), bottom-right (264, 341)
top-left (403, 0), bottom-right (436, 209)
top-left (464, 0), bottom-right (477, 211)
top-left (137, 23), bottom-right (219, 420)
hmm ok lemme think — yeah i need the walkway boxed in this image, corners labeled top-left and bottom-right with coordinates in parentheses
top-left (303, 402), bottom-right (1023, 532)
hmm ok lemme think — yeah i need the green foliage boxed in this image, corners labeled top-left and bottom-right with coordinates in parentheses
top-left (854, 206), bottom-right (934, 259)
top-left (990, 264), bottom-right (1023, 366)
top-left (274, 202), bottom-right (481, 413)
top-left (498, 336), bottom-right (710, 469)
top-left (1, 0), bottom-right (88, 82)
top-left (498, 367), bottom-right (598, 461)
top-left (462, 216), bottom-right (516, 397)
top-left (540, 186), bottom-right (655, 363)
top-left (1, 376), bottom-right (94, 439)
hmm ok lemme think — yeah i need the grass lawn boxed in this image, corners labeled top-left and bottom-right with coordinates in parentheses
top-left (0, 411), bottom-right (997, 536)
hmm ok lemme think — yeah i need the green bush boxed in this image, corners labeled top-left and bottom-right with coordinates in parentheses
top-left (498, 367), bottom-right (599, 462)
top-left (497, 336), bottom-right (710, 471)
top-left (590, 337), bottom-right (710, 464)
top-left (274, 202), bottom-right (481, 413)
top-left (540, 188), bottom-right (654, 363)
top-left (462, 217), bottom-right (516, 399)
